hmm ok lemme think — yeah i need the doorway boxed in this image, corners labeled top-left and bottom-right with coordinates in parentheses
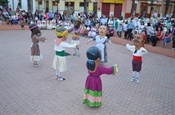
top-left (102, 3), bottom-right (110, 17)
top-left (140, 3), bottom-right (148, 18)
top-left (114, 4), bottom-right (122, 18)
top-left (46, 1), bottom-right (49, 13)
top-left (93, 2), bottom-right (97, 15)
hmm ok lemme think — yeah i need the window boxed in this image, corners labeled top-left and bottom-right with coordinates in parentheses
top-left (65, 2), bottom-right (74, 10)
top-left (80, 2), bottom-right (88, 7)
top-left (38, 0), bottom-right (42, 5)
top-left (53, 1), bottom-right (58, 6)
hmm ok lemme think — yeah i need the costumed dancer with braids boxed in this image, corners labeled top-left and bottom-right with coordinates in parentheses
top-left (69, 18), bottom-right (82, 56)
top-left (52, 27), bottom-right (77, 80)
top-left (83, 47), bottom-right (118, 107)
top-left (87, 25), bottom-right (112, 64)
top-left (29, 23), bottom-right (48, 66)
top-left (125, 34), bottom-right (148, 84)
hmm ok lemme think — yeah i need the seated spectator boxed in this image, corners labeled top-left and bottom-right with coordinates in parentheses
top-left (88, 24), bottom-right (98, 38)
top-left (11, 13), bottom-right (18, 25)
top-left (106, 25), bottom-right (114, 39)
top-left (157, 26), bottom-right (163, 40)
top-left (84, 26), bottom-right (90, 36)
top-left (141, 31), bottom-right (147, 47)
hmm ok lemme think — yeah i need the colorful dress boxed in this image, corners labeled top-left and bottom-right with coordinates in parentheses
top-left (83, 65), bottom-right (117, 107)
top-left (93, 35), bottom-right (110, 63)
top-left (52, 41), bottom-right (76, 72)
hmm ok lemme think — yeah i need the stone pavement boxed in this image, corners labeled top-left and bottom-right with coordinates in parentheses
top-left (0, 30), bottom-right (175, 115)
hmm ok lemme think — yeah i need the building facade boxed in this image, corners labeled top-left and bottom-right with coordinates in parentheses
top-left (123, 0), bottom-right (175, 18)
top-left (8, 0), bottom-right (175, 18)
top-left (97, 0), bottom-right (124, 18)
top-left (8, 0), bottom-right (36, 13)
top-left (34, 0), bottom-right (97, 14)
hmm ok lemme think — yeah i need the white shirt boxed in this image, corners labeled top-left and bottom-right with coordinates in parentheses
top-left (54, 41), bottom-right (76, 52)
top-left (126, 44), bottom-right (148, 56)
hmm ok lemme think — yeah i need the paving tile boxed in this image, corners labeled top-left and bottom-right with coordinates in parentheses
top-left (0, 30), bottom-right (174, 115)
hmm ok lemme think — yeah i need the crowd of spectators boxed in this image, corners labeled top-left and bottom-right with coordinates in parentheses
top-left (0, 5), bottom-right (175, 49)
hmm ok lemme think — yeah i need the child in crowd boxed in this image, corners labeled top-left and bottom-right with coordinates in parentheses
top-left (116, 23), bottom-right (123, 38)
top-left (162, 31), bottom-right (171, 47)
top-left (141, 31), bottom-right (147, 47)
top-left (52, 27), bottom-right (77, 80)
top-left (87, 25), bottom-right (112, 64)
top-left (125, 34), bottom-right (148, 84)
top-left (83, 46), bottom-right (118, 107)
top-left (29, 23), bottom-right (48, 66)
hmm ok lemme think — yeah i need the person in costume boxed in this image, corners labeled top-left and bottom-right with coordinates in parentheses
top-left (52, 26), bottom-right (77, 80)
top-left (29, 23), bottom-right (47, 66)
top-left (83, 47), bottom-right (118, 107)
top-left (125, 34), bottom-right (148, 84)
top-left (87, 25), bottom-right (112, 64)
top-left (69, 18), bottom-right (82, 56)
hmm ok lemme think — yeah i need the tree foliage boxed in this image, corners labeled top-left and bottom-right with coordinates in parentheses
top-left (0, 0), bottom-right (8, 6)
top-left (164, 0), bottom-right (170, 15)
top-left (84, 0), bottom-right (88, 13)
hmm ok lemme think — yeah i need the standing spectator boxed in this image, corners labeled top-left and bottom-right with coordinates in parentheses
top-left (149, 27), bottom-right (157, 47)
top-left (18, 12), bottom-right (24, 26)
top-left (48, 11), bottom-right (53, 21)
top-left (114, 18), bottom-right (118, 30)
top-left (107, 16), bottom-right (114, 27)
top-left (123, 21), bottom-right (128, 39)
top-left (145, 22), bottom-right (151, 43)
top-left (70, 11), bottom-right (75, 23)
top-left (117, 23), bottom-right (123, 38)
top-left (171, 24), bottom-right (175, 50)
top-left (125, 20), bottom-right (135, 40)
top-left (100, 15), bottom-right (108, 25)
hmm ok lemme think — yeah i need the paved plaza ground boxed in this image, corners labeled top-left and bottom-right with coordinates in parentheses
top-left (0, 30), bottom-right (175, 115)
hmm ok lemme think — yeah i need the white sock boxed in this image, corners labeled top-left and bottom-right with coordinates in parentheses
top-left (132, 71), bottom-right (136, 78)
top-left (56, 70), bottom-right (61, 77)
top-left (135, 72), bottom-right (140, 79)
top-left (77, 48), bottom-right (79, 54)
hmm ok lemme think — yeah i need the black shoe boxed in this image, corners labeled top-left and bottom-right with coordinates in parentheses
top-left (56, 76), bottom-right (65, 81)
top-left (73, 53), bottom-right (77, 56)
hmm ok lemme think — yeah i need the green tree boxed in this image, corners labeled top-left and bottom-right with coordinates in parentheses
top-left (0, 0), bottom-right (8, 6)
top-left (84, 0), bottom-right (88, 14)
top-left (27, 0), bottom-right (32, 11)
top-left (164, 0), bottom-right (170, 16)
top-left (130, 0), bottom-right (136, 18)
